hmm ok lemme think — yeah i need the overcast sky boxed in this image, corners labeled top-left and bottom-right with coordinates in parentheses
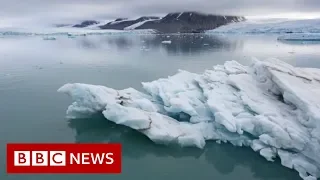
top-left (1, 0), bottom-right (320, 26)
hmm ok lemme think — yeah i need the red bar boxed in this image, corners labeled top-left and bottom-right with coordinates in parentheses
top-left (6, 143), bottom-right (122, 174)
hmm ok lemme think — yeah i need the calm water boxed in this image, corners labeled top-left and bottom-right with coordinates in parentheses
top-left (1, 34), bottom-right (320, 180)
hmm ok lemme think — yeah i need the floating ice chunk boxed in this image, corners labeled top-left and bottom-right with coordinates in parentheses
top-left (59, 58), bottom-right (320, 180)
top-left (161, 40), bottom-right (172, 44)
top-left (59, 83), bottom-right (206, 148)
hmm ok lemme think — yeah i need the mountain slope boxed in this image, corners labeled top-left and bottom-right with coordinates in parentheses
top-left (136, 12), bottom-right (244, 33)
top-left (71, 12), bottom-right (245, 33)
top-left (99, 17), bottom-right (160, 30)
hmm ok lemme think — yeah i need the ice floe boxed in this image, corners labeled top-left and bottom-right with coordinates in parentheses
top-left (59, 58), bottom-right (320, 180)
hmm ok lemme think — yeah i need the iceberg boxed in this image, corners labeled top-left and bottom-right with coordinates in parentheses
top-left (58, 58), bottom-right (320, 180)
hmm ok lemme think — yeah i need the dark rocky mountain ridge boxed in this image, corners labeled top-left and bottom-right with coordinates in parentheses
top-left (73, 20), bottom-right (99, 28)
top-left (137, 12), bottom-right (244, 33)
top-left (71, 11), bottom-right (245, 33)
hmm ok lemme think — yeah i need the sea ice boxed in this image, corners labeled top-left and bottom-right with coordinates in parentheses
top-left (59, 58), bottom-right (320, 180)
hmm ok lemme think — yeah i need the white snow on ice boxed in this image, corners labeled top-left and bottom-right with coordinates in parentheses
top-left (58, 58), bottom-right (320, 180)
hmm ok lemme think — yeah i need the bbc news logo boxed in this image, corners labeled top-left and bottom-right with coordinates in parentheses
top-left (14, 151), bottom-right (67, 166)
top-left (6, 143), bottom-right (121, 173)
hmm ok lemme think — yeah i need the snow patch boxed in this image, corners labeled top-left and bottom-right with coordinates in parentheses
top-left (124, 19), bottom-right (155, 30)
top-left (177, 13), bottom-right (184, 19)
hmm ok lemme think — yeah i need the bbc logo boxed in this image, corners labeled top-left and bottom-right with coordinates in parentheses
top-left (7, 143), bottom-right (122, 174)
top-left (14, 151), bottom-right (66, 166)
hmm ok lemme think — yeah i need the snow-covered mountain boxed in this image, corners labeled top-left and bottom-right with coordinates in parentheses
top-left (70, 12), bottom-right (245, 33)
top-left (135, 12), bottom-right (244, 33)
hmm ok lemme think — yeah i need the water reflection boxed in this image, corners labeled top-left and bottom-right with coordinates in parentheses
top-left (68, 114), bottom-right (300, 180)
top-left (73, 34), bottom-right (244, 55)
top-left (143, 35), bottom-right (242, 55)
top-left (105, 37), bottom-right (134, 50)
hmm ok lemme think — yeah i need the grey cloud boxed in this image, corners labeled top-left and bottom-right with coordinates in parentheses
top-left (0, 0), bottom-right (320, 25)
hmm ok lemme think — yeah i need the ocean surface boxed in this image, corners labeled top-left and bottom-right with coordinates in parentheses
top-left (1, 33), bottom-right (320, 180)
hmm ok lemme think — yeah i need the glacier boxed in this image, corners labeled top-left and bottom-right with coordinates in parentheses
top-left (206, 18), bottom-right (320, 42)
top-left (207, 18), bottom-right (320, 34)
top-left (58, 58), bottom-right (320, 180)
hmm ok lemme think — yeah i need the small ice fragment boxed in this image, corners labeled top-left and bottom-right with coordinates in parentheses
top-left (162, 40), bottom-right (172, 44)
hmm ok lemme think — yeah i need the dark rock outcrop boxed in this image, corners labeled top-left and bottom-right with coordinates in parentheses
top-left (73, 20), bottom-right (99, 28)
top-left (115, 18), bottom-right (128, 22)
top-left (136, 12), bottom-right (245, 33)
top-left (99, 16), bottom-right (160, 30)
